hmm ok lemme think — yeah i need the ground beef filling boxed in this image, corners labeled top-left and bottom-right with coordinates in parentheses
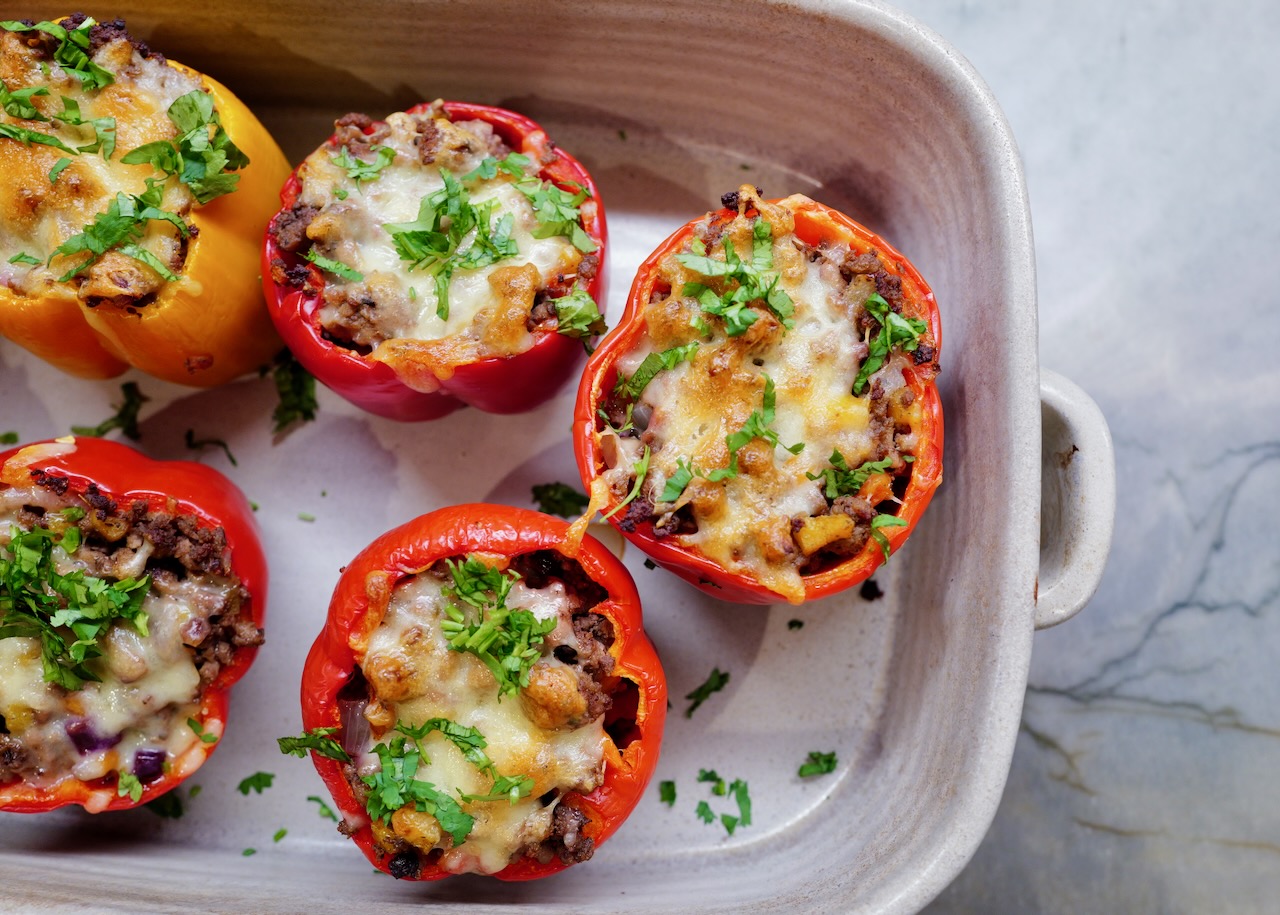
top-left (344, 550), bottom-right (617, 875)
top-left (0, 473), bottom-right (260, 788)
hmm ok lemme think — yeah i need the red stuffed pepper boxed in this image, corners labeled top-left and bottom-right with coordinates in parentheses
top-left (263, 101), bottom-right (608, 421)
top-left (0, 437), bottom-right (266, 812)
top-left (573, 186), bottom-right (943, 605)
top-left (291, 504), bottom-right (664, 880)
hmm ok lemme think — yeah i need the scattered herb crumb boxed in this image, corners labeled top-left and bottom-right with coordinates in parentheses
top-left (250, 501), bottom-right (260, 512)
top-left (71, 381), bottom-right (148, 441)
top-left (0, 431), bottom-right (18, 445)
top-left (189, 785), bottom-right (203, 799)
top-left (531, 481), bottom-right (590, 518)
top-left (798, 751), bottom-right (838, 777)
top-left (720, 813), bottom-right (739, 835)
top-left (659, 780), bottom-right (676, 807)
top-left (184, 428), bottom-right (238, 466)
top-left (298, 512), bottom-right (316, 523)
top-left (237, 771), bottom-right (275, 795)
top-left (308, 794), bottom-right (338, 822)
top-left (273, 827), bottom-right (288, 843)
top-left (242, 848), bottom-right (256, 857)
top-left (643, 559), bottom-right (658, 571)
top-left (270, 349), bottom-right (318, 434)
top-left (685, 667), bottom-right (730, 718)
top-left (787, 619), bottom-right (804, 630)
top-left (618, 129), bottom-right (627, 141)
top-left (860, 579), bottom-right (884, 601)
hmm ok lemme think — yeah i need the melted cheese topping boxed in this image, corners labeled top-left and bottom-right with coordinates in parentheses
top-left (603, 196), bottom-right (926, 602)
top-left (0, 486), bottom-right (239, 791)
top-left (0, 26), bottom-right (204, 301)
top-left (359, 572), bottom-right (605, 875)
top-left (295, 109), bottom-right (582, 364)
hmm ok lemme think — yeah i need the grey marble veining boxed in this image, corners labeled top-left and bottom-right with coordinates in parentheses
top-left (892, 1), bottom-right (1280, 911)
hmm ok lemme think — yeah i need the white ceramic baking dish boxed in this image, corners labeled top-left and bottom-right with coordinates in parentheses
top-left (0, 1), bottom-right (1115, 911)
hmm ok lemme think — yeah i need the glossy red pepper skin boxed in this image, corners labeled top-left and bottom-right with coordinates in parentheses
top-left (573, 196), bottom-right (944, 604)
top-left (262, 102), bottom-right (608, 422)
top-left (0, 437), bottom-right (267, 813)
top-left (300, 504), bottom-right (665, 880)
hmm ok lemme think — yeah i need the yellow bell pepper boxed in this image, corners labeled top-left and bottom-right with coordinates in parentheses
top-left (0, 19), bottom-right (290, 386)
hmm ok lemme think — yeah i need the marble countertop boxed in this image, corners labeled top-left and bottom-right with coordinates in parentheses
top-left (893, 1), bottom-right (1280, 911)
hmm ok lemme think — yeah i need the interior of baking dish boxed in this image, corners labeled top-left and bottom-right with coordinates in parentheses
top-left (0, 1), bottom-right (1040, 911)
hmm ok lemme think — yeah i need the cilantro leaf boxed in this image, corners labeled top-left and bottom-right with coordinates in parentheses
top-left (1, 79), bottom-right (49, 120)
top-left (0, 121), bottom-right (78, 154)
top-left (330, 145), bottom-right (396, 188)
top-left (237, 772), bottom-right (275, 795)
top-left (187, 717), bottom-right (218, 744)
top-left (616, 342), bottom-right (699, 401)
top-left (117, 772), bottom-right (143, 803)
top-left (276, 727), bottom-right (351, 762)
top-left (659, 780), bottom-right (676, 807)
top-left (304, 248), bottom-right (364, 282)
top-left (0, 432), bottom-right (18, 445)
top-left (697, 769), bottom-right (726, 795)
top-left (531, 482), bottom-right (590, 518)
top-left (695, 800), bottom-right (715, 824)
top-left (273, 828), bottom-right (287, 843)
top-left (71, 382), bottom-right (148, 440)
top-left (184, 429), bottom-right (238, 466)
top-left (307, 795), bottom-right (339, 821)
top-left (438, 559), bottom-right (555, 698)
top-left (50, 185), bottom-right (188, 282)
top-left (729, 778), bottom-right (752, 826)
top-left (798, 750), bottom-right (838, 777)
top-left (7, 253), bottom-right (41, 267)
top-left (601, 446), bottom-right (650, 521)
top-left (852, 292), bottom-right (927, 395)
top-left (659, 458), bottom-right (696, 503)
top-left (685, 667), bottom-right (730, 718)
top-left (270, 350), bottom-right (318, 434)
top-left (806, 451), bottom-right (909, 501)
top-left (552, 288), bottom-right (607, 350)
top-left (869, 514), bottom-right (908, 561)
top-left (48, 156), bottom-right (72, 183)
top-left (120, 90), bottom-right (249, 204)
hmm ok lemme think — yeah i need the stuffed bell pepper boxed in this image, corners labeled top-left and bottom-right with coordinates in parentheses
top-left (0, 14), bottom-right (290, 385)
top-left (288, 504), bottom-right (664, 879)
top-left (573, 186), bottom-right (943, 605)
top-left (0, 437), bottom-right (267, 813)
top-left (263, 101), bottom-right (608, 421)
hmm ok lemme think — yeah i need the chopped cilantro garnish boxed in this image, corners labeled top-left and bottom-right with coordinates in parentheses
top-left (852, 292), bottom-right (927, 395)
top-left (71, 381), bottom-right (148, 440)
top-left (237, 771), bottom-right (275, 795)
top-left (383, 171), bottom-right (518, 320)
top-left (697, 769), bottom-right (726, 796)
top-left (50, 181), bottom-right (187, 281)
top-left (806, 451), bottom-right (910, 501)
top-left (277, 727), bottom-right (351, 762)
top-left (659, 458), bottom-right (697, 503)
top-left (0, 524), bottom-right (151, 690)
top-left (458, 773), bottom-right (536, 805)
top-left (304, 248), bottom-right (364, 283)
top-left (601, 446), bottom-right (650, 521)
top-left (439, 558), bottom-right (555, 697)
top-left (685, 667), bottom-right (730, 718)
top-left (798, 750), bottom-right (838, 777)
top-left (869, 514), bottom-right (908, 561)
top-left (187, 717), bottom-right (218, 745)
top-left (462, 152), bottom-right (530, 183)
top-left (725, 375), bottom-right (804, 457)
top-left (552, 288), bottom-right (607, 350)
top-left (117, 772), bottom-right (143, 803)
top-left (659, 780), bottom-right (676, 806)
top-left (0, 19), bottom-right (114, 90)
top-left (721, 814), bottom-right (739, 834)
top-left (615, 342), bottom-right (699, 401)
top-left (184, 429), bottom-right (238, 466)
top-left (695, 800), bottom-right (715, 824)
top-left (7, 253), bottom-right (41, 267)
top-left (729, 779), bottom-right (752, 826)
top-left (308, 795), bottom-right (339, 821)
top-left (48, 157), bottom-right (72, 183)
top-left (270, 350), bottom-right (319, 434)
top-left (54, 97), bottom-right (115, 159)
top-left (531, 482), bottom-right (590, 518)
top-left (511, 176), bottom-right (597, 253)
top-left (676, 218), bottom-right (793, 335)
top-left (361, 734), bottom-right (474, 845)
top-left (120, 90), bottom-right (249, 204)
top-left (330, 144), bottom-right (396, 188)
top-left (0, 79), bottom-right (48, 120)
top-left (0, 121), bottom-right (78, 154)
top-left (333, 188), bottom-right (348, 200)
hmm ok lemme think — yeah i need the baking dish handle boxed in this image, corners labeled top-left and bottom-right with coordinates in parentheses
top-left (1035, 369), bottom-right (1115, 629)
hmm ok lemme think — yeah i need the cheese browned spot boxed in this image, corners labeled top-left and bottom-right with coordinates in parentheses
top-left (0, 18), bottom-right (226, 307)
top-left (349, 550), bottom-right (615, 876)
top-left (274, 102), bottom-right (599, 387)
top-left (0, 479), bottom-right (259, 805)
top-left (598, 188), bottom-right (939, 603)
